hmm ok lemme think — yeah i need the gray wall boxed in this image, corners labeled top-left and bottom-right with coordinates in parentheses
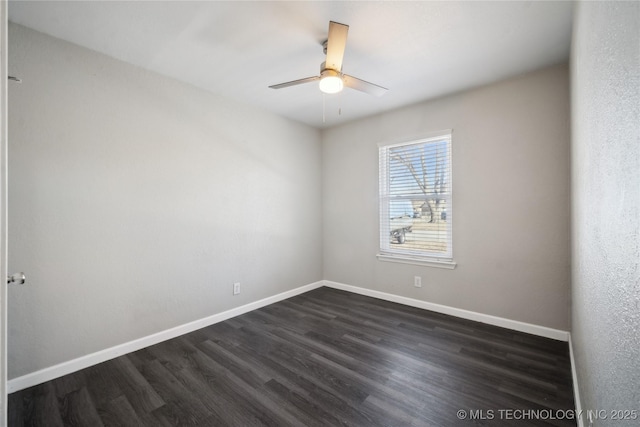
top-left (571, 2), bottom-right (640, 423)
top-left (323, 64), bottom-right (571, 330)
top-left (7, 24), bottom-right (322, 379)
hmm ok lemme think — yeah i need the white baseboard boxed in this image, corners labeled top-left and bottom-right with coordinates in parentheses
top-left (323, 280), bottom-right (570, 341)
top-left (7, 280), bottom-right (325, 393)
top-left (8, 280), bottom-right (571, 393)
top-left (569, 334), bottom-right (585, 427)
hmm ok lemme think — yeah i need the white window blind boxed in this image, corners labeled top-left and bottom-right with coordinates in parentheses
top-left (378, 132), bottom-right (453, 265)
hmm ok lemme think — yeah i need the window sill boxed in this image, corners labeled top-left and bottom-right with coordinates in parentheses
top-left (376, 253), bottom-right (457, 269)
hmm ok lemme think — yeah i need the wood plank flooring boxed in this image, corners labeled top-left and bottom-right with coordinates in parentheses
top-left (8, 287), bottom-right (576, 426)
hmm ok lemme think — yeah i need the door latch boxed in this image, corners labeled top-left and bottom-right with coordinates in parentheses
top-left (7, 272), bottom-right (26, 285)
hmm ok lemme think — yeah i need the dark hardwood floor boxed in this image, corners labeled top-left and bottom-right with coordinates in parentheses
top-left (9, 287), bottom-right (576, 426)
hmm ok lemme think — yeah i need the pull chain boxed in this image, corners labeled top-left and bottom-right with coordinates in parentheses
top-left (322, 93), bottom-right (326, 123)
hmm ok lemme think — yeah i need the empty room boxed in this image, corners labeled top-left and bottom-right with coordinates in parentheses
top-left (1, 1), bottom-right (638, 426)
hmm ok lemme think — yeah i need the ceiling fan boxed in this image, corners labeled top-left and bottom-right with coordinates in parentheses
top-left (269, 21), bottom-right (388, 97)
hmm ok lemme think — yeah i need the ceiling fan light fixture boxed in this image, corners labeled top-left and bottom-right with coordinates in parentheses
top-left (269, 21), bottom-right (387, 98)
top-left (319, 70), bottom-right (343, 94)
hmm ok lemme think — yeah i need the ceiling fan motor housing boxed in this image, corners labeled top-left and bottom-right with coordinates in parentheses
top-left (320, 62), bottom-right (341, 76)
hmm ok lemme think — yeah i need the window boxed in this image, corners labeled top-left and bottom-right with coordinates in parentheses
top-left (378, 131), bottom-right (455, 268)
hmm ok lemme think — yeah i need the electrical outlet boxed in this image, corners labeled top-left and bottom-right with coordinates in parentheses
top-left (414, 276), bottom-right (422, 288)
top-left (233, 282), bottom-right (240, 295)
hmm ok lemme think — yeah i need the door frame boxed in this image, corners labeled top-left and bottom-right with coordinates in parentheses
top-left (0, 0), bottom-right (9, 424)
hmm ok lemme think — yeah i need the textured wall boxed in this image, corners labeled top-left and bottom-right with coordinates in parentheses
top-left (7, 24), bottom-right (322, 379)
top-left (323, 64), bottom-right (571, 330)
top-left (570, 2), bottom-right (640, 425)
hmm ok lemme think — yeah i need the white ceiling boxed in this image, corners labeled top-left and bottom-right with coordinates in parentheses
top-left (8, 1), bottom-right (573, 129)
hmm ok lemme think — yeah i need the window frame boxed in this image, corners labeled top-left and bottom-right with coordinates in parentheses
top-left (377, 131), bottom-right (456, 269)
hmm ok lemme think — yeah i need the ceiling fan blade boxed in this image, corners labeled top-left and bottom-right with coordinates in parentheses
top-left (325, 21), bottom-right (349, 72)
top-left (269, 76), bottom-right (320, 90)
top-left (343, 74), bottom-right (388, 97)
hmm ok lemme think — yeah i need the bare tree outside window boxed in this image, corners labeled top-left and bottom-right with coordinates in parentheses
top-left (379, 134), bottom-right (452, 261)
top-left (390, 142), bottom-right (448, 223)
